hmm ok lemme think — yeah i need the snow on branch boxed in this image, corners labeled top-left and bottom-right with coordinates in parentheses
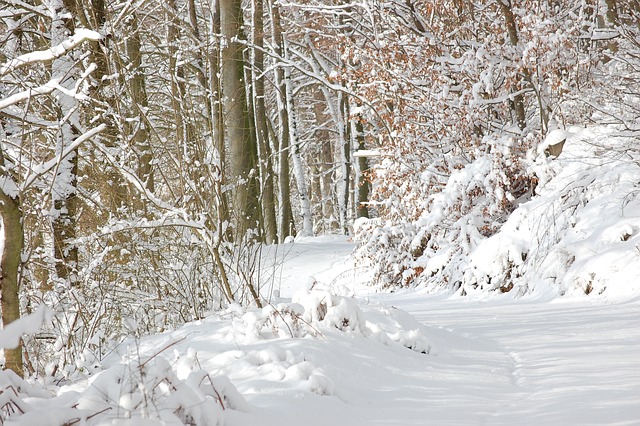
top-left (0, 305), bottom-right (52, 349)
top-left (0, 81), bottom-right (57, 110)
top-left (353, 149), bottom-right (382, 158)
top-left (0, 28), bottom-right (102, 77)
top-left (0, 63), bottom-right (99, 111)
top-left (22, 124), bottom-right (107, 190)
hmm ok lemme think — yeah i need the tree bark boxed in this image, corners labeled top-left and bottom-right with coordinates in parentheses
top-left (208, 0), bottom-right (232, 237)
top-left (126, 14), bottom-right (154, 192)
top-left (220, 0), bottom-right (260, 241)
top-left (312, 88), bottom-right (336, 233)
top-left (355, 118), bottom-right (370, 219)
top-left (339, 93), bottom-right (351, 234)
top-left (51, 0), bottom-right (79, 285)
top-left (499, 0), bottom-right (527, 132)
top-left (0, 190), bottom-right (24, 377)
top-left (0, 149), bottom-right (23, 376)
top-left (253, 0), bottom-right (278, 244)
top-left (285, 72), bottom-right (313, 237)
top-left (271, 0), bottom-right (295, 240)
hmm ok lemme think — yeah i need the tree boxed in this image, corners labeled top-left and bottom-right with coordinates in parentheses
top-left (252, 0), bottom-right (277, 243)
top-left (220, 0), bottom-right (260, 242)
top-left (269, 0), bottom-right (296, 240)
top-left (0, 156), bottom-right (24, 376)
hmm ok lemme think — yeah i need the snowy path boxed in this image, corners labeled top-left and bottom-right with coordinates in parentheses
top-left (261, 237), bottom-right (640, 425)
top-left (381, 294), bottom-right (640, 425)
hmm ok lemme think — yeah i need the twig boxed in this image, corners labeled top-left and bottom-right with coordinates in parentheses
top-left (139, 335), bottom-right (189, 369)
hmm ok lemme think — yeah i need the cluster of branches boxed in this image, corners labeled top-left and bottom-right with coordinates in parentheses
top-left (351, 0), bottom-right (640, 288)
top-left (0, 0), bottom-right (373, 379)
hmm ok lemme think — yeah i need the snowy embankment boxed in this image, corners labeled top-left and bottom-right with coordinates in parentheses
top-left (465, 126), bottom-right (640, 299)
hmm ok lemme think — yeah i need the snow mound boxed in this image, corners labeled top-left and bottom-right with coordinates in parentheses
top-left (214, 346), bottom-right (335, 396)
top-left (230, 285), bottom-right (433, 355)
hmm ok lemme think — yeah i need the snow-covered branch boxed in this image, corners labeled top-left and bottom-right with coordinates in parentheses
top-left (22, 123), bottom-right (107, 190)
top-left (0, 81), bottom-right (57, 110)
top-left (0, 305), bottom-right (52, 349)
top-left (0, 28), bottom-right (102, 77)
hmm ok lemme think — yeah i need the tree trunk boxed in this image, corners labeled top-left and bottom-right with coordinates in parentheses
top-left (285, 70), bottom-right (313, 237)
top-left (339, 93), bottom-right (352, 234)
top-left (355, 118), bottom-right (370, 219)
top-left (126, 14), bottom-right (154, 192)
top-left (208, 0), bottom-right (232, 236)
top-left (220, 0), bottom-right (260, 241)
top-left (253, 0), bottom-right (278, 244)
top-left (312, 88), bottom-right (335, 233)
top-left (167, 0), bottom-right (186, 158)
top-left (0, 186), bottom-right (24, 377)
top-left (271, 0), bottom-right (295, 240)
top-left (499, 0), bottom-right (527, 132)
top-left (51, 0), bottom-right (79, 285)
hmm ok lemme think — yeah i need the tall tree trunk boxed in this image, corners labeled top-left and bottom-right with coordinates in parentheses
top-left (126, 14), bottom-right (154, 192)
top-left (271, 0), bottom-right (295, 239)
top-left (167, 0), bottom-right (186, 159)
top-left (312, 88), bottom-right (335, 233)
top-left (339, 93), bottom-right (351, 234)
top-left (51, 0), bottom-right (79, 284)
top-left (207, 0), bottom-right (232, 238)
top-left (285, 68), bottom-right (313, 237)
top-left (253, 0), bottom-right (278, 243)
top-left (84, 0), bottom-right (129, 210)
top-left (0, 176), bottom-right (24, 377)
top-left (220, 0), bottom-right (260, 241)
top-left (0, 15), bottom-right (25, 376)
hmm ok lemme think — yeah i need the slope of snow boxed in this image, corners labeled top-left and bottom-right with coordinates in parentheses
top-left (466, 127), bottom-right (640, 300)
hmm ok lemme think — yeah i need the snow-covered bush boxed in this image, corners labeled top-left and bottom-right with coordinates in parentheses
top-left (356, 136), bottom-right (535, 291)
top-left (0, 350), bottom-right (247, 425)
top-left (21, 217), bottom-right (272, 381)
top-left (463, 128), bottom-right (640, 298)
top-left (358, 125), bottom-right (640, 299)
top-left (229, 284), bottom-right (432, 355)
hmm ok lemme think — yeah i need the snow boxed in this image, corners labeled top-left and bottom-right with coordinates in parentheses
top-left (1, 234), bottom-right (638, 425)
top-left (465, 127), bottom-right (640, 299)
top-left (352, 149), bottom-right (382, 157)
top-left (0, 305), bottom-right (52, 349)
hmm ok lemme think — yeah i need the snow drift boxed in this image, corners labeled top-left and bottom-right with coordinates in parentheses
top-left (466, 126), bottom-right (640, 299)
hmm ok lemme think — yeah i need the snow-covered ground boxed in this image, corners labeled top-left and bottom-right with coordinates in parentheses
top-left (6, 235), bottom-right (638, 425)
top-left (247, 236), bottom-right (640, 425)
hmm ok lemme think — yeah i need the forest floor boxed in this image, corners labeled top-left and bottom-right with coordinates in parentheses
top-left (16, 236), bottom-right (640, 425)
